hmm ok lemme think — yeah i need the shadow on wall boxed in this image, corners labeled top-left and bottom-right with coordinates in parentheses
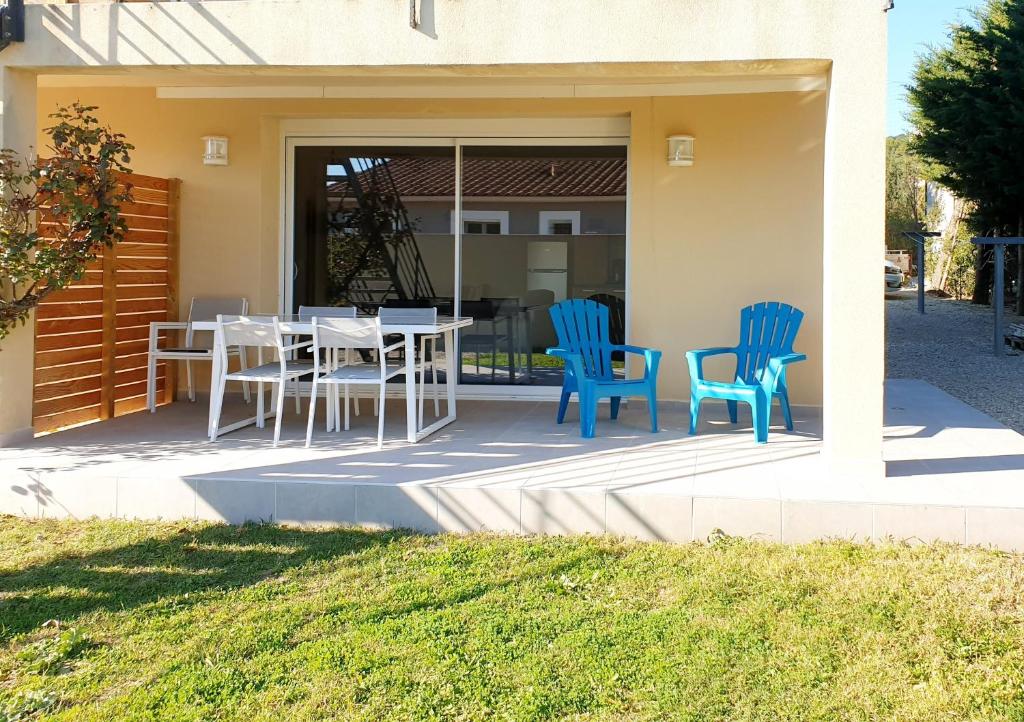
top-left (37, 2), bottom-right (267, 65)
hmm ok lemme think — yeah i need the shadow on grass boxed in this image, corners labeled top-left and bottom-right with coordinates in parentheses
top-left (0, 523), bottom-right (408, 643)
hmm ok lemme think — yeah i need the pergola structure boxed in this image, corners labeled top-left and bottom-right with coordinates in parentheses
top-left (971, 237), bottom-right (1024, 356)
top-left (901, 231), bottom-right (942, 315)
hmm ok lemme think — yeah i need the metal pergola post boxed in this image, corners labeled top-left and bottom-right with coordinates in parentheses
top-left (900, 231), bottom-right (941, 315)
top-left (970, 237), bottom-right (1024, 356)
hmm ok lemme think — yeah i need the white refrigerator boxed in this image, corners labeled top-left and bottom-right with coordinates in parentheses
top-left (526, 241), bottom-right (568, 301)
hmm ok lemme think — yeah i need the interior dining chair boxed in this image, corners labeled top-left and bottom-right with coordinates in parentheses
top-left (378, 305), bottom-right (441, 427)
top-left (459, 299), bottom-right (509, 383)
top-left (147, 296), bottom-right (250, 413)
top-left (297, 305), bottom-right (360, 428)
top-left (209, 315), bottom-right (312, 446)
top-left (305, 316), bottom-right (404, 449)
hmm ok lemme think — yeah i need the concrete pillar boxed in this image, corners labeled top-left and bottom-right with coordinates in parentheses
top-left (820, 13), bottom-right (888, 479)
top-left (0, 67), bottom-right (37, 446)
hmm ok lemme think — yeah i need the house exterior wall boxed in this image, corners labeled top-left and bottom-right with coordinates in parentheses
top-left (0, 0), bottom-right (886, 475)
top-left (31, 88), bottom-right (827, 409)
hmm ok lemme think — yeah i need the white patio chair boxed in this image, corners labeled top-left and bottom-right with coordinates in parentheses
top-left (210, 315), bottom-right (313, 446)
top-left (378, 306), bottom-right (441, 427)
top-left (297, 305), bottom-right (361, 426)
top-left (305, 317), bottom-right (404, 449)
top-left (147, 296), bottom-right (250, 413)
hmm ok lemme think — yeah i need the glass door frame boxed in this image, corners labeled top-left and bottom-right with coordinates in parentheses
top-left (282, 128), bottom-right (631, 400)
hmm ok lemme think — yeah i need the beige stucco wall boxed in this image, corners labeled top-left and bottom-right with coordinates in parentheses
top-left (0, 68), bottom-right (38, 446)
top-left (34, 88), bottom-right (826, 407)
top-left (1, 0), bottom-right (886, 472)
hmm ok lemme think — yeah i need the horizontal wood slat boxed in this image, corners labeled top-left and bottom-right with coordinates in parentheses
top-left (40, 286), bottom-right (104, 304)
top-left (116, 284), bottom-right (169, 300)
top-left (34, 359), bottom-right (103, 384)
top-left (35, 331), bottom-right (103, 353)
top-left (116, 242), bottom-right (170, 259)
top-left (115, 352), bottom-right (155, 373)
top-left (115, 311), bottom-right (167, 329)
top-left (116, 271), bottom-right (168, 285)
top-left (34, 172), bottom-right (180, 433)
top-left (36, 345), bottom-right (104, 369)
top-left (34, 406), bottom-right (103, 434)
top-left (114, 170), bottom-right (170, 191)
top-left (114, 367), bottom-right (156, 387)
top-left (114, 396), bottom-right (151, 417)
top-left (119, 201), bottom-right (172, 218)
top-left (37, 316), bottom-right (103, 336)
top-left (34, 389), bottom-right (102, 419)
top-left (122, 229), bottom-right (171, 244)
top-left (122, 216), bottom-right (169, 232)
top-left (116, 256), bottom-right (168, 272)
top-left (34, 376), bottom-right (102, 403)
top-left (117, 298), bottom-right (168, 315)
top-left (35, 302), bottom-right (104, 320)
top-left (131, 187), bottom-right (170, 205)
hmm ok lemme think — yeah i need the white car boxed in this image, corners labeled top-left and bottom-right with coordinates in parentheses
top-left (885, 260), bottom-right (904, 291)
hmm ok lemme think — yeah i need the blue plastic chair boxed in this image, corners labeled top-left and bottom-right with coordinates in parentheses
top-left (546, 299), bottom-right (662, 438)
top-left (686, 301), bottom-right (806, 444)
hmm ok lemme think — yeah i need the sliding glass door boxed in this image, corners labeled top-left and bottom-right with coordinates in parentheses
top-left (289, 138), bottom-right (628, 394)
top-left (457, 145), bottom-right (627, 386)
top-left (292, 145), bottom-right (455, 313)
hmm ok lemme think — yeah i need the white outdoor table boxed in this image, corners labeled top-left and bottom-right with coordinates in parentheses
top-left (186, 314), bottom-right (473, 443)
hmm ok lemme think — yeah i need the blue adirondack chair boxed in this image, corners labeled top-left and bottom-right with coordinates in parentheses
top-left (547, 299), bottom-right (662, 438)
top-left (686, 301), bottom-right (806, 444)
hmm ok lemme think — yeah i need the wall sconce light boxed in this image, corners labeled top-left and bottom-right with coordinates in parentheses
top-left (202, 136), bottom-right (228, 166)
top-left (667, 134), bottom-right (694, 167)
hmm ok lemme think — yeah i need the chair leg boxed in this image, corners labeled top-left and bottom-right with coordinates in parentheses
top-left (256, 381), bottom-right (265, 429)
top-left (147, 352), bottom-right (158, 413)
top-left (237, 349), bottom-right (251, 404)
top-left (647, 389), bottom-right (658, 433)
top-left (209, 373), bottom-right (227, 442)
top-left (352, 374), bottom-right (361, 415)
top-left (376, 383), bottom-right (386, 449)
top-left (293, 377), bottom-right (301, 415)
top-left (336, 384), bottom-right (344, 432)
top-left (726, 399), bottom-right (738, 424)
top-left (186, 359), bottom-right (195, 403)
top-left (688, 395), bottom-right (701, 435)
top-left (418, 337), bottom-right (426, 430)
top-left (556, 389), bottom-right (571, 424)
top-left (273, 378), bottom-right (286, 447)
top-left (610, 396), bottom-right (621, 420)
top-left (431, 338), bottom-right (440, 418)
top-left (580, 386), bottom-right (597, 439)
top-left (343, 384), bottom-right (351, 431)
top-left (305, 377), bottom-right (318, 448)
top-left (778, 390), bottom-right (794, 431)
top-left (751, 390), bottom-right (770, 444)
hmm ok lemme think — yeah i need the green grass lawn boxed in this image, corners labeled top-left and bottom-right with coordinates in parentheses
top-left (464, 353), bottom-right (625, 370)
top-left (2, 517), bottom-right (1024, 721)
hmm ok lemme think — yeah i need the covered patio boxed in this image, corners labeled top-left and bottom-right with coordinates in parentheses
top-left (4, 379), bottom-right (1024, 549)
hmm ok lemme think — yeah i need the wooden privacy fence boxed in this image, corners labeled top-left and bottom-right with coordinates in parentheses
top-left (33, 173), bottom-right (181, 433)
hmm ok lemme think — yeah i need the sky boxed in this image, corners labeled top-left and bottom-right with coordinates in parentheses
top-left (887, 0), bottom-right (985, 136)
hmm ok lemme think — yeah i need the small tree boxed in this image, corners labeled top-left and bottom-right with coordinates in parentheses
top-left (0, 103), bottom-right (133, 343)
top-left (886, 135), bottom-right (932, 251)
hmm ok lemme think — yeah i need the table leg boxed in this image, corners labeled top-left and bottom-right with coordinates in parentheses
top-left (404, 333), bottom-right (417, 442)
top-left (445, 328), bottom-right (457, 418)
top-left (524, 310), bottom-right (533, 383)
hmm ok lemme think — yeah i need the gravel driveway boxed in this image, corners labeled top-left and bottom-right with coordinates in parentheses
top-left (886, 292), bottom-right (1024, 433)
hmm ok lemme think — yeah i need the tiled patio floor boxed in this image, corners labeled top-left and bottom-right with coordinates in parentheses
top-left (3, 380), bottom-right (1024, 548)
